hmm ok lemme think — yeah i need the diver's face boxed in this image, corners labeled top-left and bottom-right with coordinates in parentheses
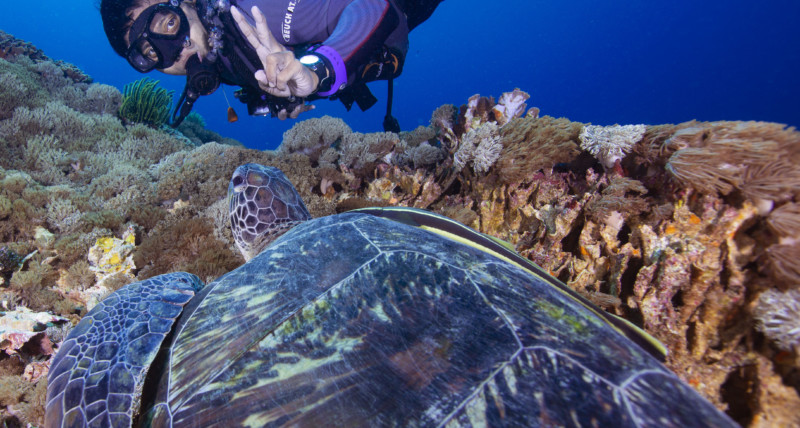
top-left (127, 0), bottom-right (209, 75)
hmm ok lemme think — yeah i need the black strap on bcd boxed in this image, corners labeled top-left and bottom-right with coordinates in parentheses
top-left (333, 83), bottom-right (377, 111)
top-left (383, 76), bottom-right (400, 132)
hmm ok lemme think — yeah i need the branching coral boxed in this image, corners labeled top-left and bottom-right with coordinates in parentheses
top-left (753, 288), bottom-right (800, 350)
top-left (154, 142), bottom-right (276, 207)
top-left (61, 260), bottom-right (96, 292)
top-left (118, 77), bottom-right (174, 127)
top-left (100, 123), bottom-right (189, 171)
top-left (0, 48), bottom-right (114, 125)
top-left (0, 65), bottom-right (32, 119)
top-left (0, 57), bottom-right (48, 118)
top-left (22, 135), bottom-right (68, 185)
top-left (0, 101), bottom-right (130, 179)
top-left (202, 197), bottom-right (236, 251)
top-left (0, 30), bottom-right (49, 61)
top-left (8, 256), bottom-right (67, 313)
top-left (89, 163), bottom-right (156, 205)
top-left (45, 199), bottom-right (81, 233)
top-left (579, 124), bottom-right (647, 168)
top-left (0, 375), bottom-right (48, 426)
top-left (0, 195), bottom-right (11, 219)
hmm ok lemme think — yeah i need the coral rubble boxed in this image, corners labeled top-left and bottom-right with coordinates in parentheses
top-left (0, 33), bottom-right (798, 427)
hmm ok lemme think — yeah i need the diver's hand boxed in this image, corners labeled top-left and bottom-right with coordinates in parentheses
top-left (277, 104), bottom-right (316, 120)
top-left (253, 52), bottom-right (318, 98)
top-left (231, 6), bottom-right (319, 98)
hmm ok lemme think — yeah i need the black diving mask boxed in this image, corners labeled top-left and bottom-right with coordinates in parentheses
top-left (126, 1), bottom-right (191, 72)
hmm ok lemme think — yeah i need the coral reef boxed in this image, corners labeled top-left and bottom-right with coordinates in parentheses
top-left (0, 247), bottom-right (23, 275)
top-left (176, 112), bottom-right (244, 147)
top-left (0, 30), bottom-right (48, 62)
top-left (453, 122), bottom-right (502, 173)
top-left (580, 123), bottom-right (647, 168)
top-left (662, 121), bottom-right (800, 202)
top-left (0, 306), bottom-right (68, 425)
top-left (0, 35), bottom-right (798, 427)
top-left (87, 231), bottom-right (136, 290)
top-left (278, 115), bottom-right (352, 162)
top-left (496, 115), bottom-right (582, 184)
top-left (491, 87), bottom-right (530, 126)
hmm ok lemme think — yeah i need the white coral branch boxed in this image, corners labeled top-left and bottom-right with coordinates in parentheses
top-left (753, 288), bottom-right (800, 351)
top-left (579, 124), bottom-right (647, 168)
top-left (454, 123), bottom-right (502, 173)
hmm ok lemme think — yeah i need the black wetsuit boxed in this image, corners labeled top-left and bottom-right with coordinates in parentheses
top-left (239, 0), bottom-right (405, 83)
top-left (231, 0), bottom-right (441, 107)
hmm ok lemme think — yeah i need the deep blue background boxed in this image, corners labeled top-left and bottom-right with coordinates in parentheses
top-left (2, 1), bottom-right (798, 151)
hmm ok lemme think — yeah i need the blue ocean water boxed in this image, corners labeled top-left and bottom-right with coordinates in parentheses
top-left (1, 0), bottom-right (798, 151)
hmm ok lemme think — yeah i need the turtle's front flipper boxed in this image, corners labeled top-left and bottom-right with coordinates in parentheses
top-left (45, 272), bottom-right (204, 428)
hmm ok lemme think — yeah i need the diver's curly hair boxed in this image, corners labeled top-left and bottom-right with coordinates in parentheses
top-left (99, 0), bottom-right (152, 57)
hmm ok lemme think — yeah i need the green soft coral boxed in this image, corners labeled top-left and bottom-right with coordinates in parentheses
top-left (118, 77), bottom-right (174, 127)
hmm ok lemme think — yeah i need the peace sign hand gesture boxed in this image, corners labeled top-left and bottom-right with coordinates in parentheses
top-left (231, 5), bottom-right (319, 99)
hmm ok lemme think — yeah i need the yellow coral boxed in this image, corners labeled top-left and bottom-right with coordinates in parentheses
top-left (88, 234), bottom-right (136, 286)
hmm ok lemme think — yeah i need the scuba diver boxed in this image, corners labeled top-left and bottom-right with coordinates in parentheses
top-left (99, 0), bottom-right (444, 130)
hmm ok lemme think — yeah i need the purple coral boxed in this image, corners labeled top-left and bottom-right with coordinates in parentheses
top-left (753, 288), bottom-right (800, 351)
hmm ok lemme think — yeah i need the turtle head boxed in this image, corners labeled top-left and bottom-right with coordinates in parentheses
top-left (228, 164), bottom-right (312, 260)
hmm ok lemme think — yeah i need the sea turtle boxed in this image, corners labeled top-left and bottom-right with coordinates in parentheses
top-left (45, 163), bottom-right (738, 427)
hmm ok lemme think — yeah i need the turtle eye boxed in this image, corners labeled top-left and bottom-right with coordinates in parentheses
top-left (232, 176), bottom-right (244, 189)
